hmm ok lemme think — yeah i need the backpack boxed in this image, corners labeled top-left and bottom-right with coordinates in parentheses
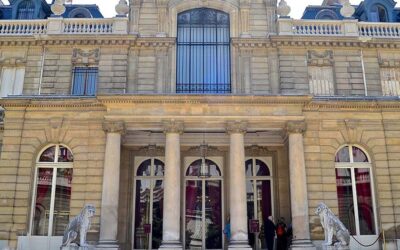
top-left (276, 224), bottom-right (285, 237)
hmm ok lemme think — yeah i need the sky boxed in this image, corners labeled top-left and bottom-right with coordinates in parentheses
top-left (34, 0), bottom-right (392, 19)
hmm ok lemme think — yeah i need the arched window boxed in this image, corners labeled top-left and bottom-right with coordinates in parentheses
top-left (245, 158), bottom-right (273, 250)
top-left (30, 145), bottom-right (73, 236)
top-left (134, 158), bottom-right (164, 250)
top-left (176, 8), bottom-right (231, 94)
top-left (335, 145), bottom-right (377, 236)
top-left (17, 0), bottom-right (35, 19)
top-left (370, 4), bottom-right (388, 22)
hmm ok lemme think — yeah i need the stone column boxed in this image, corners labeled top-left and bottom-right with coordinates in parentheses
top-left (286, 121), bottom-right (315, 250)
top-left (226, 121), bottom-right (252, 250)
top-left (98, 121), bottom-right (125, 249)
top-left (160, 120), bottom-right (184, 249)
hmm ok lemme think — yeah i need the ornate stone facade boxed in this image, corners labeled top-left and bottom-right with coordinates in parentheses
top-left (0, 1), bottom-right (399, 250)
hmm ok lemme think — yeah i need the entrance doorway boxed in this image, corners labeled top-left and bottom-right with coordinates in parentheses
top-left (184, 158), bottom-right (223, 250)
top-left (246, 158), bottom-right (274, 250)
top-left (132, 157), bottom-right (165, 250)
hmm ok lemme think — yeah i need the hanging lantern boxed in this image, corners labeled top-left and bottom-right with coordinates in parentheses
top-left (198, 142), bottom-right (210, 178)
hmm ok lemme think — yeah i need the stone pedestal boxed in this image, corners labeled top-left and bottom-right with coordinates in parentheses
top-left (227, 121), bottom-right (252, 250)
top-left (97, 121), bottom-right (124, 249)
top-left (159, 121), bottom-right (184, 250)
top-left (287, 122), bottom-right (315, 250)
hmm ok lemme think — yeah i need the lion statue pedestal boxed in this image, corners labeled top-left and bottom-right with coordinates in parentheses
top-left (315, 203), bottom-right (350, 250)
top-left (60, 204), bottom-right (96, 250)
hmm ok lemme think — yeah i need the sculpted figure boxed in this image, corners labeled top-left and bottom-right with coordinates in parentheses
top-left (315, 203), bottom-right (350, 248)
top-left (61, 204), bottom-right (96, 248)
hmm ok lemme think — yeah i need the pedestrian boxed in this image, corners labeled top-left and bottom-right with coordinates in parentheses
top-left (276, 217), bottom-right (287, 250)
top-left (223, 216), bottom-right (231, 242)
top-left (264, 216), bottom-right (276, 250)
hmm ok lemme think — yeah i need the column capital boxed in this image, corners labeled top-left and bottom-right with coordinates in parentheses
top-left (163, 120), bottom-right (184, 134)
top-left (103, 121), bottom-right (125, 134)
top-left (226, 121), bottom-right (248, 134)
top-left (286, 121), bottom-right (306, 134)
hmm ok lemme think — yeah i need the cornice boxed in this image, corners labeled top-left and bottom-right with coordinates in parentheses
top-left (304, 99), bottom-right (400, 112)
top-left (270, 35), bottom-right (400, 49)
top-left (0, 35), bottom-right (399, 49)
top-left (97, 95), bottom-right (312, 105)
top-left (1, 95), bottom-right (400, 112)
top-left (231, 38), bottom-right (272, 48)
top-left (135, 37), bottom-right (176, 48)
top-left (0, 97), bottom-right (105, 110)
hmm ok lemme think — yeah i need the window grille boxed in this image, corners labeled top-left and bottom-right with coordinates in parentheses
top-left (177, 8), bottom-right (231, 94)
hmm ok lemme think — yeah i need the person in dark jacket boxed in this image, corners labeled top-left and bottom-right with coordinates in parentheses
top-left (276, 217), bottom-right (287, 250)
top-left (264, 216), bottom-right (276, 250)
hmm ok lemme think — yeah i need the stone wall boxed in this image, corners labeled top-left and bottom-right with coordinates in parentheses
top-left (304, 106), bottom-right (400, 240)
top-left (0, 101), bottom-right (106, 247)
top-left (1, 40), bottom-right (399, 97)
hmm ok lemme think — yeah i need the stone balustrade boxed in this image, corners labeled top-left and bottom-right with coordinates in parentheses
top-left (0, 17), bottom-right (128, 36)
top-left (0, 20), bottom-right (47, 35)
top-left (63, 18), bottom-right (114, 34)
top-left (278, 18), bottom-right (400, 38)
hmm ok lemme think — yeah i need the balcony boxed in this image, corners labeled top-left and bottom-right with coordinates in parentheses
top-left (278, 19), bottom-right (400, 38)
top-left (0, 17), bottom-right (128, 36)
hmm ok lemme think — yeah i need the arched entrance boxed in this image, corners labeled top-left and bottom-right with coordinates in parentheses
top-left (184, 159), bottom-right (224, 249)
top-left (245, 158), bottom-right (274, 250)
top-left (132, 158), bottom-right (165, 250)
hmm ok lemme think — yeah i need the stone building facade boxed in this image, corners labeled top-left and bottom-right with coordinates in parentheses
top-left (0, 0), bottom-right (399, 250)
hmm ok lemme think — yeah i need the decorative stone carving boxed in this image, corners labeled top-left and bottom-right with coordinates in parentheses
top-left (226, 121), bottom-right (248, 134)
top-left (47, 117), bottom-right (67, 143)
top-left (116, 0), bottom-right (129, 17)
top-left (72, 48), bottom-right (100, 65)
top-left (103, 121), bottom-right (125, 134)
top-left (137, 144), bottom-right (165, 156)
top-left (340, 0), bottom-right (355, 18)
top-left (308, 50), bottom-right (334, 66)
top-left (245, 145), bottom-right (272, 157)
top-left (163, 120), bottom-right (184, 134)
top-left (286, 121), bottom-right (306, 134)
top-left (186, 145), bottom-right (221, 157)
top-left (61, 204), bottom-right (96, 248)
top-left (277, 0), bottom-right (291, 17)
top-left (51, 0), bottom-right (66, 16)
top-left (0, 57), bottom-right (26, 67)
top-left (378, 57), bottom-right (400, 68)
top-left (315, 203), bottom-right (350, 249)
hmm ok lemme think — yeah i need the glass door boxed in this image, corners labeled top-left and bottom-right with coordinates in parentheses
top-left (246, 158), bottom-right (274, 250)
top-left (184, 159), bottom-right (223, 250)
top-left (133, 158), bottom-right (165, 250)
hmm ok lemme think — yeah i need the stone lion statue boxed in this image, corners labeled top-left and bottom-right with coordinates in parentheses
top-left (61, 204), bottom-right (96, 248)
top-left (315, 203), bottom-right (350, 248)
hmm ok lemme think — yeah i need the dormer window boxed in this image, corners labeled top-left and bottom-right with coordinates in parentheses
top-left (315, 9), bottom-right (339, 20)
top-left (370, 4), bottom-right (388, 22)
top-left (68, 7), bottom-right (92, 18)
top-left (17, 0), bottom-right (35, 19)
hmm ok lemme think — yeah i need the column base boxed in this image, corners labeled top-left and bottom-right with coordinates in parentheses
top-left (228, 241), bottom-right (252, 250)
top-left (96, 240), bottom-right (120, 250)
top-left (290, 239), bottom-right (316, 250)
top-left (159, 240), bottom-right (183, 250)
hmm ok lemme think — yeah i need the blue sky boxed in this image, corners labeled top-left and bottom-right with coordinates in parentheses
top-left (40, 0), bottom-right (392, 19)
